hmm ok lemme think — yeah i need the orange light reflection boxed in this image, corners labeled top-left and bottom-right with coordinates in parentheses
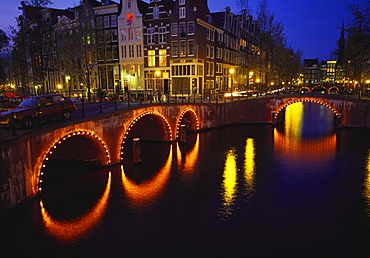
top-left (179, 134), bottom-right (200, 175)
top-left (274, 102), bottom-right (336, 168)
top-left (121, 146), bottom-right (172, 207)
top-left (40, 172), bottom-right (111, 244)
top-left (365, 149), bottom-right (370, 216)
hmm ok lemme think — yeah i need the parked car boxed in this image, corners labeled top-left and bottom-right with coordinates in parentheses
top-left (0, 94), bottom-right (77, 129)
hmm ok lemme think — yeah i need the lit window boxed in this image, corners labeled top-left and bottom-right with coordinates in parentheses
top-left (159, 49), bottom-right (167, 66)
top-left (179, 0), bottom-right (185, 5)
top-left (148, 50), bottom-right (155, 66)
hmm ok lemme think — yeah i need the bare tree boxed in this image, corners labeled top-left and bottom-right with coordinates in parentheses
top-left (0, 29), bottom-right (10, 86)
top-left (344, 2), bottom-right (370, 88)
top-left (57, 0), bottom-right (112, 100)
top-left (255, 0), bottom-right (300, 88)
top-left (23, 0), bottom-right (53, 7)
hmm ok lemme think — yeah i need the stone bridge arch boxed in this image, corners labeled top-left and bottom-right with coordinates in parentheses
top-left (272, 97), bottom-right (342, 125)
top-left (176, 108), bottom-right (200, 139)
top-left (120, 110), bottom-right (173, 161)
top-left (298, 84), bottom-right (341, 94)
top-left (37, 130), bottom-right (111, 193)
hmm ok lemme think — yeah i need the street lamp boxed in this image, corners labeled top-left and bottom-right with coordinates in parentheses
top-left (229, 68), bottom-right (235, 92)
top-left (57, 84), bottom-right (63, 94)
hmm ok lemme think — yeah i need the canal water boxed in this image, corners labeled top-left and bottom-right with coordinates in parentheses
top-left (1, 102), bottom-right (370, 257)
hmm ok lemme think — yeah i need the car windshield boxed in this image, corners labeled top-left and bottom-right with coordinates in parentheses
top-left (18, 97), bottom-right (37, 108)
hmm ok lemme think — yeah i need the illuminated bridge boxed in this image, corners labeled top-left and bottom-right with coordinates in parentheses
top-left (1, 95), bottom-right (369, 213)
top-left (298, 83), bottom-right (341, 94)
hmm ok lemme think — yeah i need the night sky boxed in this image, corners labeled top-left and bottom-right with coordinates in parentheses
top-left (0, 0), bottom-right (366, 60)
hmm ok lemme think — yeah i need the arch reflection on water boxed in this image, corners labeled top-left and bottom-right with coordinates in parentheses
top-left (121, 146), bottom-right (173, 208)
top-left (177, 134), bottom-right (200, 175)
top-left (40, 172), bottom-right (111, 244)
top-left (275, 102), bottom-right (337, 169)
top-left (365, 149), bottom-right (370, 217)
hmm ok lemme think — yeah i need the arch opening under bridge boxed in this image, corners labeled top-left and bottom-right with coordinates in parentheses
top-left (272, 98), bottom-right (342, 127)
top-left (38, 130), bottom-right (111, 193)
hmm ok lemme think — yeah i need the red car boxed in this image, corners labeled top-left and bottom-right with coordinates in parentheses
top-left (0, 94), bottom-right (77, 129)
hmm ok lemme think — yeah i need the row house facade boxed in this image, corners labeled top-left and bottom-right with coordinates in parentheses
top-left (18, 0), bottom-right (261, 98)
top-left (118, 0), bottom-right (148, 93)
top-left (94, 1), bottom-right (120, 96)
top-left (143, 0), bottom-right (174, 96)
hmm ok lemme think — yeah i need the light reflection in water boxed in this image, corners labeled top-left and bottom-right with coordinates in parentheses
top-left (40, 172), bottom-right (111, 244)
top-left (275, 102), bottom-right (336, 168)
top-left (365, 149), bottom-right (370, 216)
top-left (244, 138), bottom-right (256, 196)
top-left (285, 102), bottom-right (303, 141)
top-left (178, 134), bottom-right (200, 175)
top-left (219, 148), bottom-right (238, 219)
top-left (121, 145), bottom-right (172, 207)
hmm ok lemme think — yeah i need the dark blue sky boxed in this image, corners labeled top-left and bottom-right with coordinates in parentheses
top-left (0, 0), bottom-right (365, 60)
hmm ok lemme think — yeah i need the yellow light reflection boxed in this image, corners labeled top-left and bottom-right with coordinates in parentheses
top-left (365, 149), bottom-right (370, 216)
top-left (40, 172), bottom-right (111, 243)
top-left (285, 102), bottom-right (303, 141)
top-left (121, 146), bottom-right (172, 207)
top-left (244, 138), bottom-right (255, 194)
top-left (275, 102), bottom-right (336, 168)
top-left (220, 148), bottom-right (238, 219)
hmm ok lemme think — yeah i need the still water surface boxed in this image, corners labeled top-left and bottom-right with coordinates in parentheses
top-left (1, 102), bottom-right (370, 257)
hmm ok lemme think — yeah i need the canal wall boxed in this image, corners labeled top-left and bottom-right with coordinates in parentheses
top-left (1, 97), bottom-right (369, 213)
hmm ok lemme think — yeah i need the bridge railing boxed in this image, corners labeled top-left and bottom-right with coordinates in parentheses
top-left (1, 90), bottom-right (369, 141)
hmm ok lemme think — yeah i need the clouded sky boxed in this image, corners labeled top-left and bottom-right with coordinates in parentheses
top-left (0, 0), bottom-right (365, 60)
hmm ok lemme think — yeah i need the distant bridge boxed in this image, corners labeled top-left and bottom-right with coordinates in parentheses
top-left (1, 94), bottom-right (369, 213)
top-left (298, 84), bottom-right (341, 94)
